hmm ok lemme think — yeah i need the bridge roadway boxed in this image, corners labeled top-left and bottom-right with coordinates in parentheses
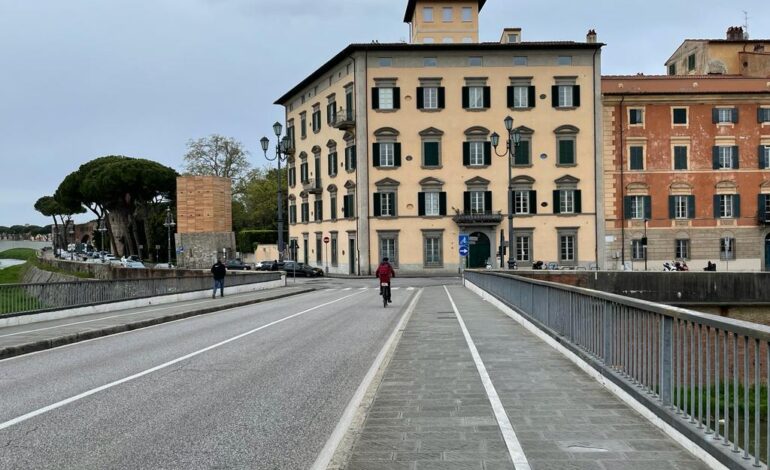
top-left (0, 277), bottom-right (708, 469)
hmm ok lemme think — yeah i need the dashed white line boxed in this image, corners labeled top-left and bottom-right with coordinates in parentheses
top-left (0, 290), bottom-right (365, 431)
top-left (443, 285), bottom-right (531, 470)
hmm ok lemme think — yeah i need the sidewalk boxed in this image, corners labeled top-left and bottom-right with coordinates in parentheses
top-left (0, 286), bottom-right (313, 360)
top-left (343, 285), bottom-right (708, 470)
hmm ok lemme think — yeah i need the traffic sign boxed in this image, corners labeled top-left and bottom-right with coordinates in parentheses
top-left (458, 234), bottom-right (469, 247)
top-left (459, 246), bottom-right (469, 257)
top-left (323, 236), bottom-right (330, 244)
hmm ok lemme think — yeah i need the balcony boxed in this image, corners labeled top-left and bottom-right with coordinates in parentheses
top-left (452, 210), bottom-right (504, 227)
top-left (302, 178), bottom-right (322, 194)
top-left (330, 108), bottom-right (355, 131)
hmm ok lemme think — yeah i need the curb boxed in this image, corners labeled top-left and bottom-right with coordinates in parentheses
top-left (0, 288), bottom-right (315, 361)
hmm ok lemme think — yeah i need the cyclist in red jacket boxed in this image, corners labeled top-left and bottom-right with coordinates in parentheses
top-left (375, 257), bottom-right (395, 303)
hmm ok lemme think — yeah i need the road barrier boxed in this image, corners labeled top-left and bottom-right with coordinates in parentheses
top-left (465, 270), bottom-right (770, 469)
top-left (0, 272), bottom-right (282, 317)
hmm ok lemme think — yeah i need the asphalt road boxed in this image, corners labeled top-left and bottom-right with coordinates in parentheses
top-left (0, 285), bottom-right (418, 469)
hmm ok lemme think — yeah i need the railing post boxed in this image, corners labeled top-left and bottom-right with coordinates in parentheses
top-left (602, 303), bottom-right (612, 365)
top-left (660, 315), bottom-right (674, 406)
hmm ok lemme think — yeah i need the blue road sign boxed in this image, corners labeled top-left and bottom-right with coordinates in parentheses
top-left (459, 234), bottom-right (469, 247)
top-left (459, 246), bottom-right (469, 257)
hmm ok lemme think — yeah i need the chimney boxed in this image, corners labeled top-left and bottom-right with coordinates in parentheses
top-left (726, 26), bottom-right (745, 41)
top-left (586, 29), bottom-right (597, 44)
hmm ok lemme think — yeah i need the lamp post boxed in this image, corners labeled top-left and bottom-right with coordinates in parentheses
top-left (67, 219), bottom-right (75, 259)
top-left (491, 116), bottom-right (521, 269)
top-left (261, 121), bottom-right (291, 262)
top-left (97, 218), bottom-right (107, 255)
top-left (164, 206), bottom-right (176, 267)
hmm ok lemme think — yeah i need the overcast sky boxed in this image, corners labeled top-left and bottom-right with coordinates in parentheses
top-left (1, 0), bottom-right (766, 227)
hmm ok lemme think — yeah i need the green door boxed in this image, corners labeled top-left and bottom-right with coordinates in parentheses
top-left (765, 235), bottom-right (770, 271)
top-left (468, 232), bottom-right (490, 268)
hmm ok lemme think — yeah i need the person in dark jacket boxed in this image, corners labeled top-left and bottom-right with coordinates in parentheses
top-left (211, 259), bottom-right (227, 298)
top-left (375, 257), bottom-right (396, 303)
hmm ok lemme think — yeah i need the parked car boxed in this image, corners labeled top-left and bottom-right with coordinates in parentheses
top-left (254, 260), bottom-right (275, 271)
top-left (226, 259), bottom-right (252, 270)
top-left (281, 261), bottom-right (324, 277)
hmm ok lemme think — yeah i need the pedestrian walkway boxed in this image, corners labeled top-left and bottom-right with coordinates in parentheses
top-left (0, 285), bottom-right (313, 360)
top-left (343, 285), bottom-right (708, 470)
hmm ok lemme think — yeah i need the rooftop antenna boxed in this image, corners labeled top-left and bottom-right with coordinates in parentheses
top-left (743, 10), bottom-right (750, 39)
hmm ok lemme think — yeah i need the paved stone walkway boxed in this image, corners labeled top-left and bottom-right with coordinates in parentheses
top-left (345, 286), bottom-right (708, 470)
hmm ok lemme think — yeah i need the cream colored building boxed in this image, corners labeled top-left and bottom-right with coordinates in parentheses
top-left (275, 0), bottom-right (604, 275)
top-left (665, 26), bottom-right (770, 77)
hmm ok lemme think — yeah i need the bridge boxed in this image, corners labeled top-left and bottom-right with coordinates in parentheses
top-left (0, 270), bottom-right (765, 469)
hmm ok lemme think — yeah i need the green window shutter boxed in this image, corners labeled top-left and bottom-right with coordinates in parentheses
top-left (461, 87), bottom-right (469, 108)
top-left (416, 87), bottom-right (424, 109)
top-left (687, 195), bottom-right (695, 219)
top-left (484, 191), bottom-right (492, 213)
top-left (439, 192), bottom-right (447, 215)
top-left (373, 193), bottom-right (381, 217)
top-left (712, 108), bottom-right (719, 123)
top-left (483, 86), bottom-right (491, 108)
top-left (424, 142), bottom-right (439, 166)
top-left (463, 191), bottom-right (470, 213)
top-left (732, 108), bottom-right (739, 123)
top-left (623, 196), bottom-right (632, 219)
top-left (734, 194), bottom-right (741, 218)
top-left (643, 196), bottom-right (652, 220)
top-left (759, 108), bottom-right (765, 123)
top-left (712, 146), bottom-right (719, 169)
top-left (417, 192), bottom-right (425, 216)
top-left (559, 139), bottom-right (575, 165)
top-left (572, 85), bottom-right (580, 107)
top-left (394, 143), bottom-right (402, 167)
top-left (372, 143), bottom-right (380, 167)
top-left (506, 86), bottom-right (514, 108)
top-left (674, 147), bottom-right (687, 170)
top-left (759, 194), bottom-right (767, 222)
top-left (668, 196), bottom-right (675, 219)
top-left (529, 191), bottom-right (537, 214)
top-left (575, 190), bottom-right (582, 213)
top-left (630, 147), bottom-right (643, 170)
top-left (551, 85), bottom-right (559, 107)
top-left (462, 142), bottom-right (470, 166)
top-left (760, 145), bottom-right (766, 169)
top-left (393, 87), bottom-right (401, 109)
top-left (350, 146), bottom-right (356, 170)
top-left (483, 142), bottom-right (491, 165)
top-left (733, 146), bottom-right (740, 169)
top-left (713, 195), bottom-right (720, 218)
top-left (437, 87), bottom-right (445, 108)
top-left (371, 88), bottom-right (379, 110)
top-left (553, 190), bottom-right (561, 214)
top-left (528, 86), bottom-right (536, 108)
top-left (515, 140), bottom-right (530, 165)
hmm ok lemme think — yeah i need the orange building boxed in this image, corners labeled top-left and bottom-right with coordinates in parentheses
top-left (602, 75), bottom-right (770, 270)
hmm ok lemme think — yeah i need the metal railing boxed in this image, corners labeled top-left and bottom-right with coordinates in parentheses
top-left (465, 270), bottom-right (770, 469)
top-left (0, 272), bottom-right (282, 317)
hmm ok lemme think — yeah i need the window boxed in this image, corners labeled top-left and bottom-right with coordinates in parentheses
top-left (513, 56), bottom-right (528, 66)
top-left (442, 37), bottom-right (453, 44)
top-left (378, 57), bottom-right (392, 67)
top-left (374, 192), bottom-right (396, 217)
top-left (315, 234), bottom-right (322, 264)
top-left (558, 85), bottom-right (573, 107)
top-left (557, 56), bottom-right (573, 66)
top-left (761, 145), bottom-right (770, 169)
top-left (423, 57), bottom-right (437, 67)
top-left (470, 191), bottom-right (485, 213)
top-left (373, 134), bottom-right (402, 168)
top-left (468, 86), bottom-right (484, 108)
top-left (423, 141), bottom-right (440, 167)
top-left (515, 235), bottom-right (531, 262)
top-left (344, 145), bottom-right (356, 172)
top-left (718, 194), bottom-right (736, 218)
top-left (631, 240), bottom-right (644, 260)
top-left (378, 88), bottom-right (394, 110)
top-left (557, 138), bottom-right (575, 165)
top-left (552, 83), bottom-right (580, 108)
top-left (301, 200), bottom-right (309, 223)
top-left (673, 195), bottom-right (689, 219)
top-left (672, 108), bottom-right (688, 125)
top-left (512, 86), bottom-right (531, 108)
top-left (720, 237), bottom-right (735, 261)
top-left (423, 232), bottom-right (443, 267)
top-left (713, 107), bottom-right (738, 124)
top-left (328, 151), bottom-right (337, 177)
top-left (674, 146), bottom-right (688, 170)
top-left (513, 137), bottom-right (531, 166)
top-left (289, 202), bottom-right (297, 224)
top-left (553, 180), bottom-right (582, 215)
top-left (288, 164), bottom-right (296, 187)
top-left (559, 233), bottom-right (576, 263)
top-left (675, 239), bottom-right (689, 260)
top-left (331, 233), bottom-right (338, 267)
top-left (714, 146), bottom-right (738, 169)
top-left (379, 143), bottom-right (394, 167)
top-left (423, 192), bottom-right (440, 216)
top-left (422, 87), bottom-right (439, 109)
top-left (330, 194), bottom-right (337, 220)
top-left (314, 199), bottom-right (323, 222)
top-left (378, 233), bottom-right (398, 267)
top-left (423, 37), bottom-right (435, 44)
top-left (687, 54), bottom-right (695, 71)
top-left (468, 56), bottom-right (482, 67)
top-left (461, 7), bottom-right (472, 21)
top-left (442, 7), bottom-right (452, 22)
top-left (312, 106), bottom-right (321, 133)
top-left (326, 100), bottom-right (336, 125)
top-left (514, 191), bottom-right (530, 214)
top-left (300, 113), bottom-right (307, 139)
top-left (423, 6), bottom-right (433, 21)
top-left (759, 108), bottom-right (770, 123)
top-left (343, 194), bottom-right (355, 218)
top-left (668, 64), bottom-right (676, 75)
top-left (629, 108), bottom-right (644, 125)
top-left (467, 141), bottom-right (486, 166)
top-left (559, 190), bottom-right (575, 214)
top-left (300, 159), bottom-right (309, 183)
top-left (463, 83), bottom-right (489, 110)
top-left (625, 195), bottom-right (650, 220)
top-left (629, 146), bottom-right (644, 170)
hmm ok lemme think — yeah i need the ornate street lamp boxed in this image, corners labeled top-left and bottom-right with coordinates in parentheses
top-left (97, 218), bottom-right (108, 256)
top-left (491, 116), bottom-right (521, 269)
top-left (163, 206), bottom-right (176, 267)
top-left (261, 121), bottom-right (291, 262)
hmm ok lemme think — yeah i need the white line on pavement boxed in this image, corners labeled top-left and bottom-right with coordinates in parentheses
top-left (311, 288), bottom-right (424, 470)
top-left (0, 290), bottom-right (365, 432)
top-left (342, 287), bottom-right (352, 291)
top-left (443, 285), bottom-right (532, 470)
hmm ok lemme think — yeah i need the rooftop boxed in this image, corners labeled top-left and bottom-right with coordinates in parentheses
top-left (403, 0), bottom-right (486, 22)
top-left (602, 74), bottom-right (770, 94)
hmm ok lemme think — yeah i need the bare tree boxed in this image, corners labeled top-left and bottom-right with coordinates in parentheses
top-left (183, 134), bottom-right (251, 180)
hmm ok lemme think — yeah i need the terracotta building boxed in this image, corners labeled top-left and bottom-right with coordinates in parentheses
top-left (275, 0), bottom-right (604, 275)
top-left (602, 75), bottom-right (770, 271)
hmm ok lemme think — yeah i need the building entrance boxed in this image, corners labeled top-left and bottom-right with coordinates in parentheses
top-left (468, 232), bottom-right (490, 268)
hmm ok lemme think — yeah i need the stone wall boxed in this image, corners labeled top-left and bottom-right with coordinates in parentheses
top-left (176, 232), bottom-right (236, 269)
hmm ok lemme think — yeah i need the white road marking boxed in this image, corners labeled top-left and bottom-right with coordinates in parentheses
top-left (0, 290), bottom-right (365, 431)
top-left (342, 287), bottom-right (352, 291)
top-left (311, 288), bottom-right (424, 470)
top-left (358, 287), bottom-right (368, 291)
top-left (443, 285), bottom-right (531, 470)
top-left (406, 287), bottom-right (415, 291)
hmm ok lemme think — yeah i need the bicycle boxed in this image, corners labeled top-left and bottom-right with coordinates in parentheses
top-left (380, 282), bottom-right (391, 307)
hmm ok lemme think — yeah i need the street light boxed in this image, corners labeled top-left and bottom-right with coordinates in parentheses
top-left (261, 121), bottom-right (291, 262)
top-left (67, 219), bottom-right (75, 259)
top-left (491, 116), bottom-right (521, 269)
top-left (164, 206), bottom-right (176, 267)
top-left (97, 218), bottom-right (107, 255)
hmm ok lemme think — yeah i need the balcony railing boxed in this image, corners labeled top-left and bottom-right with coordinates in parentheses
top-left (330, 108), bottom-right (355, 130)
top-left (302, 178), bottom-right (322, 194)
top-left (452, 210), bottom-right (503, 226)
